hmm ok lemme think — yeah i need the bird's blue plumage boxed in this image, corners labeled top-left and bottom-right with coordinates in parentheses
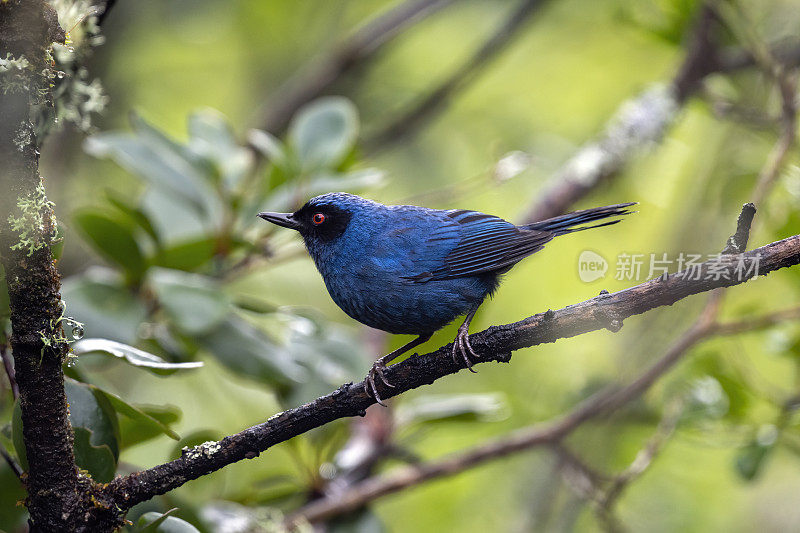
top-left (300, 194), bottom-right (497, 334)
top-left (261, 193), bottom-right (634, 336)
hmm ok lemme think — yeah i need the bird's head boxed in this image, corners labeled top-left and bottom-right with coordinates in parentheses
top-left (258, 192), bottom-right (377, 248)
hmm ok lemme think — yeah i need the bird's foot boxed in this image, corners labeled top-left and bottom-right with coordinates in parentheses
top-left (452, 324), bottom-right (479, 372)
top-left (365, 359), bottom-right (394, 406)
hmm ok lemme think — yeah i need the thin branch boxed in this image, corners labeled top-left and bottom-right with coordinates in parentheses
top-left (750, 69), bottom-right (798, 207)
top-left (102, 215), bottom-right (800, 509)
top-left (0, 441), bottom-right (23, 480)
top-left (259, 0), bottom-right (453, 134)
top-left (596, 399), bottom-right (684, 518)
top-left (722, 203), bottom-right (757, 254)
top-left (0, 343), bottom-right (18, 401)
top-left (712, 305), bottom-right (800, 335)
top-left (521, 5), bottom-right (716, 223)
top-left (364, 0), bottom-right (549, 153)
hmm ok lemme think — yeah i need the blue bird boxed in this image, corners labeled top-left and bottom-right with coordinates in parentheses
top-left (259, 193), bottom-right (634, 404)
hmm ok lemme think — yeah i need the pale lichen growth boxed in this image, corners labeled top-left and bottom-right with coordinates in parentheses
top-left (44, 0), bottom-right (108, 133)
top-left (0, 53), bottom-right (31, 72)
top-left (182, 441), bottom-right (222, 460)
top-left (13, 121), bottom-right (33, 151)
top-left (0, 53), bottom-right (32, 94)
top-left (49, 0), bottom-right (103, 46)
top-left (8, 180), bottom-right (58, 257)
top-left (57, 68), bottom-right (108, 132)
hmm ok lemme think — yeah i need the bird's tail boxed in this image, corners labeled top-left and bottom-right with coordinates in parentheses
top-left (524, 202), bottom-right (636, 236)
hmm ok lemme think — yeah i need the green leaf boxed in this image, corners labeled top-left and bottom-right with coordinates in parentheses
top-left (187, 109), bottom-right (253, 189)
top-left (136, 509), bottom-right (177, 532)
top-left (735, 441), bottom-right (772, 481)
top-left (279, 314), bottom-right (367, 404)
top-left (105, 191), bottom-right (161, 246)
top-left (65, 379), bottom-right (119, 481)
top-left (198, 316), bottom-right (305, 391)
top-left (137, 509), bottom-right (200, 533)
top-left (73, 210), bottom-right (147, 280)
top-left (140, 188), bottom-right (217, 245)
top-left (152, 238), bottom-right (216, 271)
top-left (248, 128), bottom-right (288, 168)
top-left (232, 294), bottom-right (278, 314)
top-left (735, 425), bottom-right (778, 481)
top-left (71, 338), bottom-right (203, 373)
top-left (84, 115), bottom-right (214, 216)
top-left (395, 393), bottom-right (509, 426)
top-left (288, 96), bottom-right (358, 170)
top-left (61, 272), bottom-right (147, 344)
top-left (0, 455), bottom-right (27, 530)
top-left (149, 268), bottom-right (231, 335)
top-left (72, 427), bottom-right (117, 482)
top-left (118, 404), bottom-right (181, 449)
top-left (96, 388), bottom-right (181, 442)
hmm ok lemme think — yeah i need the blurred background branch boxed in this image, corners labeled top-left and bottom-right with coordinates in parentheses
top-left (258, 0), bottom-right (454, 136)
top-left (364, 0), bottom-right (550, 153)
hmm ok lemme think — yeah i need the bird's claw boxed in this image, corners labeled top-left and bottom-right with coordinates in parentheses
top-left (452, 326), bottom-right (479, 372)
top-left (365, 360), bottom-right (394, 406)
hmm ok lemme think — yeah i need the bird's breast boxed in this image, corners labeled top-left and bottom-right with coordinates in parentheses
top-left (318, 259), bottom-right (494, 334)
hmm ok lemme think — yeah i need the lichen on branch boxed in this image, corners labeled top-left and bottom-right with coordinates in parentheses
top-left (7, 180), bottom-right (57, 257)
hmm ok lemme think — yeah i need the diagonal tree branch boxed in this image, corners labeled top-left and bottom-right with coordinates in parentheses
top-left (259, 0), bottom-right (454, 135)
top-left (1, 343), bottom-right (18, 400)
top-left (364, 0), bottom-right (550, 153)
top-left (520, 4), bottom-right (800, 223)
top-left (521, 4), bottom-right (717, 223)
top-left (102, 217), bottom-right (800, 509)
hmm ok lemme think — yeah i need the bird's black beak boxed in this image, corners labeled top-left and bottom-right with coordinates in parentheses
top-left (257, 211), bottom-right (301, 231)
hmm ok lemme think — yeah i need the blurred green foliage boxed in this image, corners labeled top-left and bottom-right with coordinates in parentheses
top-left (2, 0), bottom-right (800, 531)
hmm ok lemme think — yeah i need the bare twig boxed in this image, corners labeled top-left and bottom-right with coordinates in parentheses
top-left (722, 203), bottom-right (757, 254)
top-left (750, 70), bottom-right (797, 207)
top-left (594, 398), bottom-right (684, 528)
top-left (259, 0), bottom-right (453, 134)
top-left (364, 0), bottom-right (549, 153)
top-left (0, 343), bottom-right (18, 401)
top-left (0, 441), bottom-right (23, 480)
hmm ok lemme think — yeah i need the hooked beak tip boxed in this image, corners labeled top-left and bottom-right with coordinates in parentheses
top-left (257, 211), bottom-right (300, 230)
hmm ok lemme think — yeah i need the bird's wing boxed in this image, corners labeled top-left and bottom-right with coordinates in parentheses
top-left (405, 209), bottom-right (554, 282)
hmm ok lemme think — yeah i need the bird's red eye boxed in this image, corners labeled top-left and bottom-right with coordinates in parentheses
top-left (312, 213), bottom-right (326, 225)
